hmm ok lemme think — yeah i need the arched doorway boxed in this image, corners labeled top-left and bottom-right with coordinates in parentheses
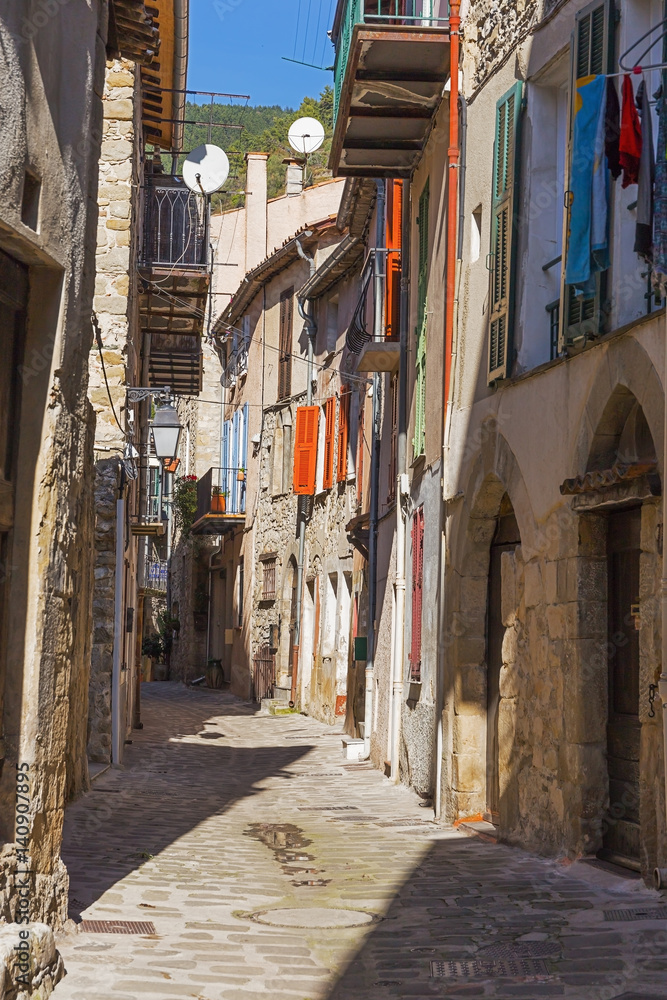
top-left (486, 495), bottom-right (521, 825)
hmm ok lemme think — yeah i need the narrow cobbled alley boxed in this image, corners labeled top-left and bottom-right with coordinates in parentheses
top-left (52, 686), bottom-right (667, 1000)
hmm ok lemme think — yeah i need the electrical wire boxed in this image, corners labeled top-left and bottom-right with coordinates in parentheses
top-left (93, 315), bottom-right (128, 440)
top-left (320, 0), bottom-right (334, 65)
top-left (302, 0), bottom-right (312, 63)
top-left (294, 0), bottom-right (302, 59)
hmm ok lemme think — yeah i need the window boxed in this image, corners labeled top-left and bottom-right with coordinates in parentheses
top-left (21, 171), bottom-right (41, 231)
top-left (278, 287), bottom-right (293, 400)
top-left (471, 205), bottom-right (482, 263)
top-left (323, 397), bottom-right (336, 489)
top-left (410, 506), bottom-right (424, 682)
top-left (293, 405), bottom-right (319, 495)
top-left (385, 179), bottom-right (403, 340)
top-left (488, 83), bottom-right (523, 383)
top-left (261, 555), bottom-right (277, 601)
top-left (388, 374), bottom-right (398, 501)
top-left (561, 0), bottom-right (614, 349)
top-left (337, 387), bottom-right (350, 483)
top-left (413, 179), bottom-right (429, 457)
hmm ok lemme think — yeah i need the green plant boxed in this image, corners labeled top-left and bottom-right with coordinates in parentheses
top-left (173, 474), bottom-right (198, 535)
top-left (142, 633), bottom-right (164, 660)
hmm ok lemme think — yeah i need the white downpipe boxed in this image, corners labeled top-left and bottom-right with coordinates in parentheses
top-left (112, 498), bottom-right (126, 765)
top-left (391, 485), bottom-right (406, 781)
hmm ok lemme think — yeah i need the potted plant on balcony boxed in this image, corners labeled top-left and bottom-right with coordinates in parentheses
top-left (236, 466), bottom-right (245, 482)
top-left (211, 486), bottom-right (227, 513)
top-left (173, 474), bottom-right (198, 536)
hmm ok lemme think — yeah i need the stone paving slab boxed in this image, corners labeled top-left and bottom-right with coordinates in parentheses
top-left (51, 683), bottom-right (667, 1000)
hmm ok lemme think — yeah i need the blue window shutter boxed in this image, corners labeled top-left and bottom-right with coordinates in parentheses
top-left (241, 402), bottom-right (249, 468)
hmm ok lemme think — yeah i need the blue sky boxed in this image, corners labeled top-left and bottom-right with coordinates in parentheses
top-left (188, 0), bottom-right (336, 109)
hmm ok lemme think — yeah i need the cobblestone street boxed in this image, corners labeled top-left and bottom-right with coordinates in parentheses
top-left (51, 684), bottom-right (667, 1000)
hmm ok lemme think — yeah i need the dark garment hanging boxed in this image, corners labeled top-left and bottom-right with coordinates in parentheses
top-left (634, 80), bottom-right (655, 260)
top-left (605, 77), bottom-right (621, 179)
top-left (653, 89), bottom-right (667, 289)
top-left (620, 74), bottom-right (642, 187)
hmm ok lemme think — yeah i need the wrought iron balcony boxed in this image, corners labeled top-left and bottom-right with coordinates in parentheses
top-left (139, 176), bottom-right (211, 396)
top-left (191, 467), bottom-right (247, 536)
top-left (331, 0), bottom-right (451, 177)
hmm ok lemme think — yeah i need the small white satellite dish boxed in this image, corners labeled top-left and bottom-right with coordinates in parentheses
top-left (288, 117), bottom-right (325, 156)
top-left (183, 143), bottom-right (230, 196)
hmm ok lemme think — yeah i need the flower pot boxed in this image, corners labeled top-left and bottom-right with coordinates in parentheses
top-left (206, 661), bottom-right (224, 689)
top-left (153, 662), bottom-right (168, 682)
top-left (237, 470), bottom-right (245, 482)
top-left (211, 493), bottom-right (226, 513)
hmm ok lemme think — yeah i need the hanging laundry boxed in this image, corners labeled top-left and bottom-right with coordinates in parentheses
top-left (565, 74), bottom-right (609, 291)
top-left (605, 77), bottom-right (621, 180)
top-left (634, 80), bottom-right (655, 261)
top-left (620, 73), bottom-right (642, 187)
top-left (653, 88), bottom-right (667, 290)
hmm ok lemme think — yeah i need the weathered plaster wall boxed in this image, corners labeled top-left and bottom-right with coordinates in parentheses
top-left (0, 1), bottom-right (106, 927)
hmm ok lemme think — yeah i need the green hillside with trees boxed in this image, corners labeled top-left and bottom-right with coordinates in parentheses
top-left (182, 86), bottom-right (334, 212)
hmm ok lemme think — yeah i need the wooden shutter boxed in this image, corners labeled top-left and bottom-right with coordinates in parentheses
top-left (278, 288), bottom-right (293, 400)
top-left (487, 83), bottom-right (522, 383)
top-left (414, 180), bottom-right (429, 457)
top-left (323, 397), bottom-right (336, 489)
top-left (561, 0), bottom-right (613, 349)
top-left (385, 179), bottom-right (402, 341)
top-left (336, 387), bottom-right (350, 483)
top-left (293, 405), bottom-right (319, 495)
top-left (410, 506), bottom-right (424, 682)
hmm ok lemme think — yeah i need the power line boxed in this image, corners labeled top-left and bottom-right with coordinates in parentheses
top-left (302, 0), bottom-right (312, 63)
top-left (294, 0), bottom-right (302, 59)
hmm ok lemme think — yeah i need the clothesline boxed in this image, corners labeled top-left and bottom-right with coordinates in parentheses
top-left (603, 67), bottom-right (667, 80)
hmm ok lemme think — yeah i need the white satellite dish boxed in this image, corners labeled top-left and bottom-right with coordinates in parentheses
top-left (288, 117), bottom-right (325, 156)
top-left (183, 143), bottom-right (230, 196)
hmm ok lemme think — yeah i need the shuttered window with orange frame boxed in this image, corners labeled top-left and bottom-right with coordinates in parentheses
top-left (323, 397), bottom-right (336, 490)
top-left (385, 179), bottom-right (402, 341)
top-left (336, 387), bottom-right (350, 483)
top-left (293, 405), bottom-right (319, 495)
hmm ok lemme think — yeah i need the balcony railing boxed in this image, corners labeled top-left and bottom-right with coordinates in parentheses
top-left (334, 0), bottom-right (449, 116)
top-left (146, 559), bottom-right (168, 593)
top-left (141, 178), bottom-right (209, 268)
top-left (192, 467), bottom-right (246, 533)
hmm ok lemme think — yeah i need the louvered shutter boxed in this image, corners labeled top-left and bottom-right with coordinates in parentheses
top-left (410, 507), bottom-right (424, 682)
top-left (561, 0), bottom-right (613, 349)
top-left (293, 405), bottom-right (319, 495)
top-left (385, 179), bottom-right (403, 340)
top-left (337, 388), bottom-right (350, 483)
top-left (414, 180), bottom-right (429, 457)
top-left (488, 82), bottom-right (522, 383)
top-left (323, 397), bottom-right (336, 489)
top-left (278, 288), bottom-right (293, 400)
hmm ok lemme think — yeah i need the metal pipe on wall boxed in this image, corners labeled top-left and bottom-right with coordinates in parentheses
top-left (112, 491), bottom-right (126, 766)
top-left (364, 178), bottom-right (386, 758)
top-left (390, 179), bottom-right (411, 781)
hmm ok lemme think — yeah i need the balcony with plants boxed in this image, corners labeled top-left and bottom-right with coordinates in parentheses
top-left (190, 467), bottom-right (247, 536)
top-left (330, 0), bottom-right (451, 177)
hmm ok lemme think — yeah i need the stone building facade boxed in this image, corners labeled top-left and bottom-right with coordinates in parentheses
top-left (0, 0), bottom-right (106, 935)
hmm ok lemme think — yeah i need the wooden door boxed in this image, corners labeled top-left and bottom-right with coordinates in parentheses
top-left (486, 509), bottom-right (520, 824)
top-left (600, 507), bottom-right (641, 869)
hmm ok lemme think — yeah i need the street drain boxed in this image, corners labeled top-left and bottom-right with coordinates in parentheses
top-left (430, 958), bottom-right (550, 978)
top-left (250, 906), bottom-right (378, 928)
top-left (480, 942), bottom-right (560, 959)
top-left (298, 806), bottom-right (359, 811)
top-left (604, 907), bottom-right (667, 921)
top-left (80, 920), bottom-right (156, 935)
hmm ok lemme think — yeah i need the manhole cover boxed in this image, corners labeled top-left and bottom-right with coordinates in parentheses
top-left (604, 908), bottom-right (667, 921)
top-left (80, 920), bottom-right (156, 935)
top-left (430, 958), bottom-right (549, 978)
top-left (250, 907), bottom-right (378, 928)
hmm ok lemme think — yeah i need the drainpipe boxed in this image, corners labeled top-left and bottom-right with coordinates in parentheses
top-left (390, 180), bottom-right (411, 781)
top-left (364, 179), bottom-right (386, 758)
top-left (657, 303), bottom-right (667, 885)
top-left (434, 2), bottom-right (461, 821)
top-left (291, 235), bottom-right (317, 708)
top-left (112, 467), bottom-right (127, 766)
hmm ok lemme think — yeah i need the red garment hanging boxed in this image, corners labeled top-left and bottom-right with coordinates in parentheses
top-left (620, 73), bottom-right (642, 187)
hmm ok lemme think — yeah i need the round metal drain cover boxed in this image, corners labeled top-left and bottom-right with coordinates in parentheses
top-left (251, 907), bottom-right (378, 928)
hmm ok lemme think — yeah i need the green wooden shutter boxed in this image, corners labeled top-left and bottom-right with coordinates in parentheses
top-left (414, 180), bottom-right (429, 458)
top-left (488, 82), bottom-right (522, 383)
top-left (561, 0), bottom-right (614, 350)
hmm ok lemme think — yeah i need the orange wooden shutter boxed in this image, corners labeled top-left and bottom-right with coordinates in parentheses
top-left (323, 397), bottom-right (336, 490)
top-left (293, 405), bottom-right (319, 495)
top-left (336, 388), bottom-right (350, 483)
top-left (385, 179), bottom-right (402, 341)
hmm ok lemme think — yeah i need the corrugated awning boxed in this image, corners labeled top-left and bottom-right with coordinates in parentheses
top-left (560, 461), bottom-right (659, 495)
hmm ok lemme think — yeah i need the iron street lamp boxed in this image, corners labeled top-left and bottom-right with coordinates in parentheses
top-left (150, 400), bottom-right (182, 461)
